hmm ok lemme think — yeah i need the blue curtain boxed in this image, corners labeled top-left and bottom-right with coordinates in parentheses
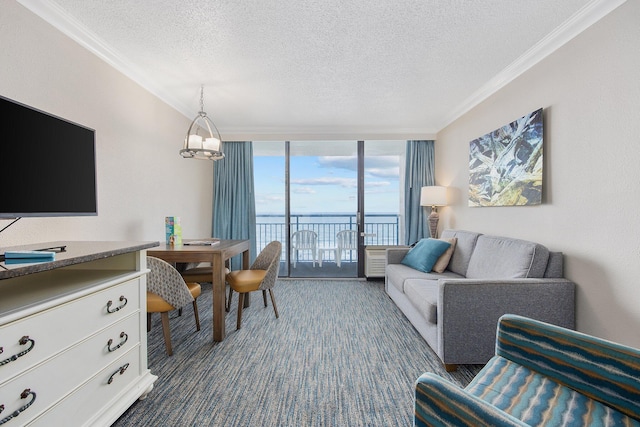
top-left (404, 140), bottom-right (435, 245)
top-left (213, 141), bottom-right (257, 267)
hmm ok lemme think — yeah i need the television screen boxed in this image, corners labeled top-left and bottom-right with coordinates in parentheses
top-left (0, 95), bottom-right (97, 218)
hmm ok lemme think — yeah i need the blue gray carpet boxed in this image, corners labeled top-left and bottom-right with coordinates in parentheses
top-left (113, 280), bottom-right (482, 426)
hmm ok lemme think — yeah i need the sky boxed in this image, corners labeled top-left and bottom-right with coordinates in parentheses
top-left (254, 154), bottom-right (401, 215)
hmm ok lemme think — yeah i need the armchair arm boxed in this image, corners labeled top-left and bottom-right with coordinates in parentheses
top-left (437, 278), bottom-right (575, 364)
top-left (496, 314), bottom-right (640, 421)
top-left (415, 373), bottom-right (528, 427)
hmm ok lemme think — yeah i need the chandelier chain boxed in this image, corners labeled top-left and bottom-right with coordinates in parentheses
top-left (199, 85), bottom-right (205, 113)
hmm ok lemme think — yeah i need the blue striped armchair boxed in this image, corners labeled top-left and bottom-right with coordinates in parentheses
top-left (415, 314), bottom-right (640, 426)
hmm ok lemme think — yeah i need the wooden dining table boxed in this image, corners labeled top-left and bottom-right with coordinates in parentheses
top-left (147, 239), bottom-right (250, 342)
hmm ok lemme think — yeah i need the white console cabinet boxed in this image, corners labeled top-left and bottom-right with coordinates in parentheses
top-left (0, 241), bottom-right (158, 426)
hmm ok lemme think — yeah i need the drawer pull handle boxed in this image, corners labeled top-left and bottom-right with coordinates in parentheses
top-left (0, 389), bottom-right (37, 425)
top-left (0, 336), bottom-right (35, 367)
top-left (107, 332), bottom-right (129, 352)
top-left (107, 363), bottom-right (130, 384)
top-left (106, 296), bottom-right (128, 313)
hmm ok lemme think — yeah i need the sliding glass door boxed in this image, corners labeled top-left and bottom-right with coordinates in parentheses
top-left (253, 142), bottom-right (287, 276)
top-left (289, 141), bottom-right (359, 278)
top-left (253, 140), bottom-right (405, 278)
top-left (363, 141), bottom-right (405, 248)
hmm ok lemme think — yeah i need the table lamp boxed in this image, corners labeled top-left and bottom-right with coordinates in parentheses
top-left (420, 186), bottom-right (448, 238)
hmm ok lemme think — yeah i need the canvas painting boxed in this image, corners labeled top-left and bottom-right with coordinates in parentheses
top-left (469, 108), bottom-right (543, 207)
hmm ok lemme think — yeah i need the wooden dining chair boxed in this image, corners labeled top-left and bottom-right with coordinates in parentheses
top-left (146, 256), bottom-right (201, 356)
top-left (225, 241), bottom-right (282, 330)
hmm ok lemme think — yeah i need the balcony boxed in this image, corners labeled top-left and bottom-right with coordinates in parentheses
top-left (256, 213), bottom-right (400, 277)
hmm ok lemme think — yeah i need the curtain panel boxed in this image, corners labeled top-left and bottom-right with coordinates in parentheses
top-left (213, 141), bottom-right (257, 266)
top-left (404, 140), bottom-right (435, 245)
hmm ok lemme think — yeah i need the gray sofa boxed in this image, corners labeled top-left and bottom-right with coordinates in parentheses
top-left (385, 229), bottom-right (575, 369)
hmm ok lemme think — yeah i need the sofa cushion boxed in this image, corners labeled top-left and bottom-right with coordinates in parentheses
top-left (466, 356), bottom-right (640, 426)
top-left (466, 235), bottom-right (550, 279)
top-left (440, 230), bottom-right (482, 276)
top-left (386, 264), bottom-right (429, 293)
top-left (401, 238), bottom-right (451, 273)
top-left (386, 264), bottom-right (463, 293)
top-left (404, 279), bottom-right (438, 324)
top-left (432, 237), bottom-right (457, 273)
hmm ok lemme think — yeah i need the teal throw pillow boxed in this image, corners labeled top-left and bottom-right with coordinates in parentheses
top-left (401, 238), bottom-right (452, 273)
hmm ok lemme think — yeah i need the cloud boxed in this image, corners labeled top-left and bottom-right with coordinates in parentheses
top-left (317, 156), bottom-right (357, 171)
top-left (317, 155), bottom-right (399, 179)
top-left (365, 181), bottom-right (390, 187)
top-left (364, 156), bottom-right (400, 168)
top-left (292, 187), bottom-right (316, 194)
top-left (291, 177), bottom-right (357, 188)
top-left (257, 195), bottom-right (285, 203)
top-left (367, 168), bottom-right (399, 178)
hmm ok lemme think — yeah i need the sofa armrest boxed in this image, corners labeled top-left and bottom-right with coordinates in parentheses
top-left (437, 278), bottom-right (575, 364)
top-left (386, 247), bottom-right (410, 265)
top-left (415, 373), bottom-right (528, 427)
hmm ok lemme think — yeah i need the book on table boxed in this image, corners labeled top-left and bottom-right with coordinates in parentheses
top-left (183, 239), bottom-right (220, 246)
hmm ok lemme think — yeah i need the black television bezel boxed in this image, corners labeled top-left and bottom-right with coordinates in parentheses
top-left (0, 94), bottom-right (98, 218)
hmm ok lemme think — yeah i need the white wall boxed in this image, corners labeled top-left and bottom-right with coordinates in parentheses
top-left (0, 1), bottom-right (213, 246)
top-left (436, 1), bottom-right (640, 347)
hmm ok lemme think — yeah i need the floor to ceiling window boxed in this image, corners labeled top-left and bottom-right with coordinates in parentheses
top-left (253, 140), bottom-right (405, 278)
top-left (363, 141), bottom-right (405, 247)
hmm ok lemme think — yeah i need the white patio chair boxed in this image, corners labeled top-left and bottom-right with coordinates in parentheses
top-left (291, 230), bottom-right (318, 268)
top-left (336, 230), bottom-right (358, 267)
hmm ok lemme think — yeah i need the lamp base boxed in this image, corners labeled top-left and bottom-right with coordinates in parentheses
top-left (428, 210), bottom-right (440, 239)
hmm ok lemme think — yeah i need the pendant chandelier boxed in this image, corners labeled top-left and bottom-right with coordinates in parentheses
top-left (180, 85), bottom-right (224, 160)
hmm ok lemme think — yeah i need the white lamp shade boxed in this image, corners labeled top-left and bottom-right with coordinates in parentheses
top-left (420, 186), bottom-right (448, 206)
top-left (187, 134), bottom-right (203, 150)
top-left (203, 137), bottom-right (221, 151)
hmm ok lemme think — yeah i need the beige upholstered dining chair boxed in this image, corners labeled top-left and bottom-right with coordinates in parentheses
top-left (290, 230), bottom-right (317, 267)
top-left (146, 256), bottom-right (201, 356)
top-left (225, 241), bottom-right (282, 330)
top-left (336, 229), bottom-right (358, 267)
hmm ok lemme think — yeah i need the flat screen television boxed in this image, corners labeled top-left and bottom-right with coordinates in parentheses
top-left (0, 95), bottom-right (97, 218)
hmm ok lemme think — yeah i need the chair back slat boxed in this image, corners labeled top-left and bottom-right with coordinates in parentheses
top-left (291, 230), bottom-right (317, 249)
top-left (337, 230), bottom-right (358, 250)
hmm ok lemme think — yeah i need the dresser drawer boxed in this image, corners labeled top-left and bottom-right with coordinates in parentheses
top-left (0, 313), bottom-right (141, 426)
top-left (27, 346), bottom-right (143, 427)
top-left (0, 278), bottom-right (141, 384)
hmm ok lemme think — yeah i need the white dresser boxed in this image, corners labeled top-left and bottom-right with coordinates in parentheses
top-left (0, 241), bottom-right (158, 426)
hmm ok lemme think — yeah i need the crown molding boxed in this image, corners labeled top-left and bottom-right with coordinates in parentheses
top-left (17, 0), bottom-right (194, 117)
top-left (439, 0), bottom-right (628, 131)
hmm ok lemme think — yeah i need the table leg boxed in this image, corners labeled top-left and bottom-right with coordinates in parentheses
top-left (242, 249), bottom-right (250, 269)
top-left (242, 249), bottom-right (250, 308)
top-left (212, 253), bottom-right (226, 342)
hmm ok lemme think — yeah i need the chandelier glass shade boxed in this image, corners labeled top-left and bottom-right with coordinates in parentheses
top-left (180, 86), bottom-right (224, 160)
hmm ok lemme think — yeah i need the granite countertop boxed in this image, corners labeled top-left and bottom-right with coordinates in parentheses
top-left (0, 241), bottom-right (159, 280)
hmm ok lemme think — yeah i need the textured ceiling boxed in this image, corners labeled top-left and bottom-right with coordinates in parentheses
top-left (20, 0), bottom-right (622, 138)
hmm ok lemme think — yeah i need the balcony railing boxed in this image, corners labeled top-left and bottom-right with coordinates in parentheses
top-left (256, 213), bottom-right (400, 261)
